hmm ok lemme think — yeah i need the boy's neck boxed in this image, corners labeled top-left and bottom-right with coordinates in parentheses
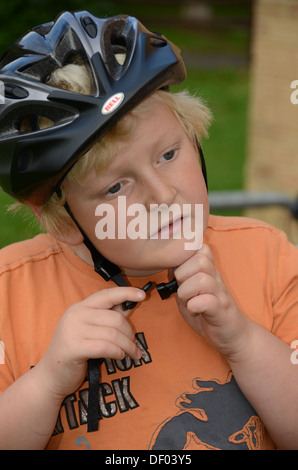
top-left (70, 243), bottom-right (164, 278)
top-left (71, 243), bottom-right (94, 266)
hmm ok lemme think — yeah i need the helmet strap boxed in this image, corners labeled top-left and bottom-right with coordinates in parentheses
top-left (196, 138), bottom-right (208, 192)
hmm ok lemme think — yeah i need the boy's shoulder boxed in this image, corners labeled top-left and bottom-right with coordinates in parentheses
top-left (0, 234), bottom-right (63, 275)
top-left (208, 214), bottom-right (284, 235)
top-left (207, 214), bottom-right (292, 247)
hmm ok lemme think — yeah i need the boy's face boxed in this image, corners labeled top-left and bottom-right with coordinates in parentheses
top-left (66, 96), bottom-right (209, 276)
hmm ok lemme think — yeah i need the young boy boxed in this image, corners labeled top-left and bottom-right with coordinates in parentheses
top-left (0, 11), bottom-right (297, 450)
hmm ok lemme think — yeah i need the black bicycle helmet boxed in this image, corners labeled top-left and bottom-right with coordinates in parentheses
top-left (0, 10), bottom-right (186, 205)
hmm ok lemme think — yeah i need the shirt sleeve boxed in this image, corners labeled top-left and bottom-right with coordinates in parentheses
top-left (0, 344), bottom-right (16, 394)
top-left (0, 271), bottom-right (16, 394)
top-left (271, 231), bottom-right (298, 345)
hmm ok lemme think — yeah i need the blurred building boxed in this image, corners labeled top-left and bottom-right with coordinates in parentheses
top-left (246, 0), bottom-right (298, 243)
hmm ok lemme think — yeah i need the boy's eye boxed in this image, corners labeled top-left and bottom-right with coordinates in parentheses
top-left (108, 182), bottom-right (121, 195)
top-left (162, 149), bottom-right (175, 161)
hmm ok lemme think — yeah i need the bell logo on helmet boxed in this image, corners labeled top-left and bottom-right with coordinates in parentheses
top-left (101, 93), bottom-right (125, 115)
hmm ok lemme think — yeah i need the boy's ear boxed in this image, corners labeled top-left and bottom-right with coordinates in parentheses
top-left (30, 205), bottom-right (84, 246)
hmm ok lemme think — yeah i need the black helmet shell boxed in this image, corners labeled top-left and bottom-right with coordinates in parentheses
top-left (0, 11), bottom-right (186, 204)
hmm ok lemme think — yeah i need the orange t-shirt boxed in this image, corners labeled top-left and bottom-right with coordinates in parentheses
top-left (0, 215), bottom-right (297, 450)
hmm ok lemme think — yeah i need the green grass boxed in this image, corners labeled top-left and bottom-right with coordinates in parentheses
top-left (183, 68), bottom-right (249, 192)
top-left (172, 66), bottom-right (249, 194)
top-left (0, 194), bottom-right (43, 248)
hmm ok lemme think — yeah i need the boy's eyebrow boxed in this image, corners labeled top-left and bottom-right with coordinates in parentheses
top-left (136, 125), bottom-right (185, 159)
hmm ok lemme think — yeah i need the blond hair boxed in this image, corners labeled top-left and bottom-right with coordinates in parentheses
top-left (35, 64), bottom-right (212, 237)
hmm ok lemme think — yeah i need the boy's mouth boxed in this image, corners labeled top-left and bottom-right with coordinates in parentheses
top-left (152, 215), bottom-right (187, 239)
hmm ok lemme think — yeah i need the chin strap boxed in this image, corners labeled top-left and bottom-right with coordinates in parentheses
top-left (84, 231), bottom-right (178, 432)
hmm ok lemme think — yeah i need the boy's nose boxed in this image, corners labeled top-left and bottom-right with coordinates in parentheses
top-left (143, 172), bottom-right (177, 207)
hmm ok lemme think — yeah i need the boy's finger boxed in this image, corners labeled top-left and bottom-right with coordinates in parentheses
top-left (85, 286), bottom-right (146, 313)
top-left (177, 272), bottom-right (217, 304)
top-left (174, 245), bottom-right (216, 284)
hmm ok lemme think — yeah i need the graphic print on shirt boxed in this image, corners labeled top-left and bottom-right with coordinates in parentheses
top-left (50, 333), bottom-right (263, 450)
top-left (52, 332), bottom-right (152, 435)
top-left (149, 370), bottom-right (264, 450)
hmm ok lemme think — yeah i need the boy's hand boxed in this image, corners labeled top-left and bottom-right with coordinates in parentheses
top-left (36, 287), bottom-right (145, 403)
top-left (173, 244), bottom-right (249, 360)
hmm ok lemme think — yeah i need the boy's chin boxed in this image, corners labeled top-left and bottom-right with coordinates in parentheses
top-left (165, 246), bottom-right (199, 270)
top-left (122, 248), bottom-right (199, 278)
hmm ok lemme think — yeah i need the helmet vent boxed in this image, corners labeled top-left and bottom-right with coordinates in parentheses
top-left (32, 21), bottom-right (54, 37)
top-left (149, 36), bottom-right (168, 48)
top-left (80, 16), bottom-right (98, 39)
top-left (111, 34), bottom-right (127, 66)
top-left (20, 115), bottom-right (55, 133)
top-left (101, 18), bottom-right (133, 80)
